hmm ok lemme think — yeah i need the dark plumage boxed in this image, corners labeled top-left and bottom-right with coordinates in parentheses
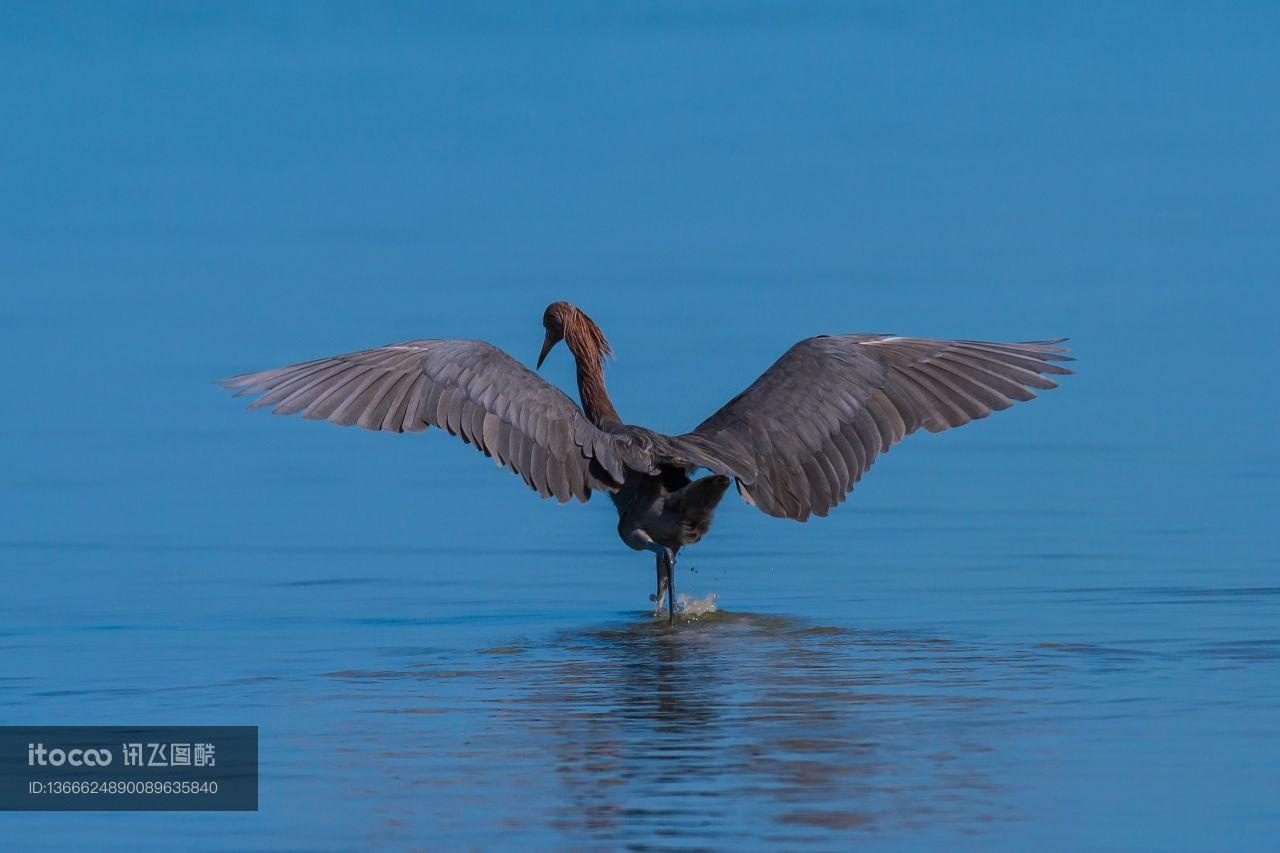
top-left (219, 300), bottom-right (1073, 622)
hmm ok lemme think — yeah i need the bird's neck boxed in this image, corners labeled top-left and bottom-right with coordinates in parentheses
top-left (566, 334), bottom-right (622, 429)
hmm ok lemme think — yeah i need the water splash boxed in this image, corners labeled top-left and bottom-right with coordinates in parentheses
top-left (677, 591), bottom-right (720, 617)
top-left (652, 590), bottom-right (720, 619)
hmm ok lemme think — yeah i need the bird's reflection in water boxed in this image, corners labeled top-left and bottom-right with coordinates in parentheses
top-left (471, 612), bottom-right (1040, 846)
top-left (321, 611), bottom-right (1064, 845)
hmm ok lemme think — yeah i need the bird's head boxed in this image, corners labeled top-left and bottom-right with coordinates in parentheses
top-left (538, 301), bottom-right (612, 369)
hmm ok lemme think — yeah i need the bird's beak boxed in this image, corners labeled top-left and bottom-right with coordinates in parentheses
top-left (536, 331), bottom-right (558, 369)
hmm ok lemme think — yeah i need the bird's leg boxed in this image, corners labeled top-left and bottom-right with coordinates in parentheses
top-left (653, 551), bottom-right (667, 616)
top-left (652, 549), bottom-right (676, 622)
top-left (627, 528), bottom-right (676, 620)
top-left (665, 549), bottom-right (676, 625)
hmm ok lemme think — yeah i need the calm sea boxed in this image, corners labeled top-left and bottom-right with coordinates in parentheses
top-left (2, 4), bottom-right (1277, 849)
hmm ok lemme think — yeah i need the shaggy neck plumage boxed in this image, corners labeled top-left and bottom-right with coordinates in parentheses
top-left (563, 311), bottom-right (622, 429)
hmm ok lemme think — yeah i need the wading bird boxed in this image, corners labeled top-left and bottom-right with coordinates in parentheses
top-left (220, 302), bottom-right (1072, 622)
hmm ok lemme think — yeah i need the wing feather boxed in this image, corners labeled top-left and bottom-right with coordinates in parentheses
top-left (219, 339), bottom-right (656, 503)
top-left (689, 335), bottom-right (1072, 520)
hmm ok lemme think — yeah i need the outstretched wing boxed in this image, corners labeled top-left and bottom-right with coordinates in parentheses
top-left (688, 335), bottom-right (1074, 521)
top-left (218, 339), bottom-right (658, 503)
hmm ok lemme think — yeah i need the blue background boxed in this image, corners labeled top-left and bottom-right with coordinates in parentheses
top-left (2, 3), bottom-right (1277, 849)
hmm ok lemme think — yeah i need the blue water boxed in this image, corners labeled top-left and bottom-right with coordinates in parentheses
top-left (2, 3), bottom-right (1278, 849)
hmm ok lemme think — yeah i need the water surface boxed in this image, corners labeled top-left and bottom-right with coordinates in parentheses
top-left (2, 3), bottom-right (1278, 849)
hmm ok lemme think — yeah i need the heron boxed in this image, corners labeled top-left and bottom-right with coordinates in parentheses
top-left (219, 301), bottom-right (1072, 623)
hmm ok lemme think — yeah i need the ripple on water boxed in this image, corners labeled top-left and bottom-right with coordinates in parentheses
top-left (313, 609), bottom-right (1099, 845)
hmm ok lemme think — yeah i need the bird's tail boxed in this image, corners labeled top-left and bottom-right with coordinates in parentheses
top-left (668, 475), bottom-right (732, 546)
